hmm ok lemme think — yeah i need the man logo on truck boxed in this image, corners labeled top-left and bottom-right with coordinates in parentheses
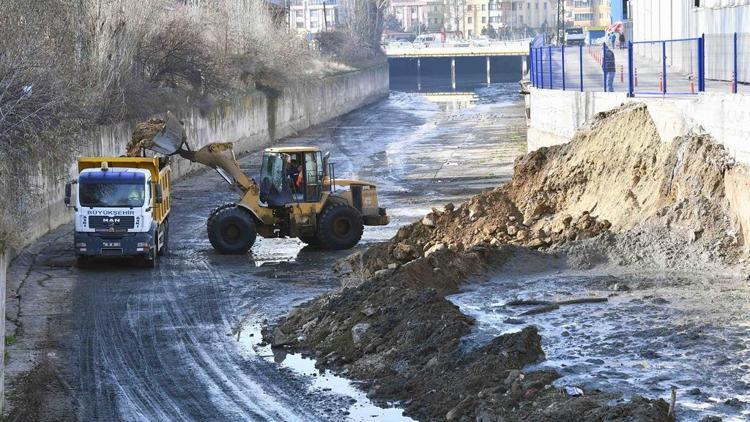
top-left (102, 218), bottom-right (121, 224)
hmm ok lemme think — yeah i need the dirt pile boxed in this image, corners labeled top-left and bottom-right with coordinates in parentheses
top-left (126, 118), bottom-right (165, 157)
top-left (351, 103), bottom-right (739, 278)
top-left (264, 103), bottom-right (741, 420)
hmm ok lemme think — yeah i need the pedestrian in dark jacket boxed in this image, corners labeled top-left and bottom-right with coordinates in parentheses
top-left (603, 45), bottom-right (616, 92)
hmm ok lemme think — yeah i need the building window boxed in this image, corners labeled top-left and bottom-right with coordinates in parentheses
top-left (468, 17), bottom-right (473, 23)
top-left (482, 17), bottom-right (486, 23)
top-left (575, 13), bottom-right (593, 21)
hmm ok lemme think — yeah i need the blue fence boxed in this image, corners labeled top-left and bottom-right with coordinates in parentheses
top-left (529, 33), bottom-right (747, 96)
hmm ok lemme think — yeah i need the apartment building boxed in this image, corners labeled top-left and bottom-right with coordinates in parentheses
top-left (390, 0), bottom-right (429, 32)
top-left (393, 0), bottom-right (555, 38)
top-left (570, 0), bottom-right (611, 28)
top-left (289, 0), bottom-right (340, 34)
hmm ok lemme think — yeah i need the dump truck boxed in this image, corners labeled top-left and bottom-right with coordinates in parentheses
top-left (143, 113), bottom-right (388, 254)
top-left (65, 156), bottom-right (171, 268)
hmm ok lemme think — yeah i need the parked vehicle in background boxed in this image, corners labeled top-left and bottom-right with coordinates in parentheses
top-left (565, 27), bottom-right (585, 46)
top-left (413, 33), bottom-right (439, 47)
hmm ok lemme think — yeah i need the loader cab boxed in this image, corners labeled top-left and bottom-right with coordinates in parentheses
top-left (259, 147), bottom-right (325, 206)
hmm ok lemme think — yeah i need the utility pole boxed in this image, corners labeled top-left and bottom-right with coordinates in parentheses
top-left (323, 1), bottom-right (328, 32)
top-left (556, 0), bottom-right (566, 45)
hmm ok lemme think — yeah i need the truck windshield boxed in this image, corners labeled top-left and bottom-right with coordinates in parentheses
top-left (79, 171), bottom-right (146, 208)
top-left (566, 28), bottom-right (583, 34)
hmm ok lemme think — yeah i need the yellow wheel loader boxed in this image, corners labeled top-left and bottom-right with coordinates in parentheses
top-left (146, 113), bottom-right (389, 253)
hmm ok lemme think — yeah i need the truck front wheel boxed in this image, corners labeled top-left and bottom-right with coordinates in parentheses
top-left (207, 206), bottom-right (256, 254)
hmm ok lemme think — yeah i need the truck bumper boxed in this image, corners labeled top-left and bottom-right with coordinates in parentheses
top-left (74, 232), bottom-right (153, 258)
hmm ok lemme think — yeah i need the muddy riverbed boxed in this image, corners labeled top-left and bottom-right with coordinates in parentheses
top-left (4, 83), bottom-right (527, 420)
top-left (452, 253), bottom-right (750, 421)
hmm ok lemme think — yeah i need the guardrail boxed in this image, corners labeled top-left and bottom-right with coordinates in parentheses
top-left (530, 33), bottom-right (748, 96)
top-left (384, 39), bottom-right (531, 58)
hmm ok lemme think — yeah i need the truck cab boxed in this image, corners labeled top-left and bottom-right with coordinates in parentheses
top-left (66, 157), bottom-right (171, 268)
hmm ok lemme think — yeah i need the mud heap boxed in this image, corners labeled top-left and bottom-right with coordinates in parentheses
top-left (126, 118), bottom-right (166, 157)
top-left (266, 103), bottom-right (742, 421)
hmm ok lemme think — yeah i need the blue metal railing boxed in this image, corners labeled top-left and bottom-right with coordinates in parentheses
top-left (529, 32), bottom-right (748, 97)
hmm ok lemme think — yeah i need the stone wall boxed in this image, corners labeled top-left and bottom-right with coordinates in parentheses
top-left (22, 64), bottom-right (390, 249)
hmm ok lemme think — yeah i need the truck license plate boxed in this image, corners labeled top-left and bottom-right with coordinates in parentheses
top-left (103, 241), bottom-right (121, 248)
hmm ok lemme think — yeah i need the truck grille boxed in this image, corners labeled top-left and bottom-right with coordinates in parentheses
top-left (89, 216), bottom-right (135, 231)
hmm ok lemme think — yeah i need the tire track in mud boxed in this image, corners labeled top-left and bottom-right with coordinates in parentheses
top-left (77, 233), bottom-right (324, 421)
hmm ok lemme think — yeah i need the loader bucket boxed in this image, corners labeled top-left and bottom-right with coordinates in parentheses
top-left (150, 113), bottom-right (186, 156)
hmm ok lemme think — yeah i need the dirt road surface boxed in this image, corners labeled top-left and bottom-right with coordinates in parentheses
top-left (4, 86), bottom-right (526, 421)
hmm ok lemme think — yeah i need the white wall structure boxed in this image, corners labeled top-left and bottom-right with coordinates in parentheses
top-left (630, 0), bottom-right (750, 82)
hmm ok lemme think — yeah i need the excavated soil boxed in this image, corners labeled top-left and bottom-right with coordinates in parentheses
top-left (126, 118), bottom-right (165, 157)
top-left (265, 103), bottom-right (743, 421)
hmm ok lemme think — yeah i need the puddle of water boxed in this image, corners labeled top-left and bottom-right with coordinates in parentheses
top-left (235, 322), bottom-right (414, 422)
top-left (450, 270), bottom-right (750, 422)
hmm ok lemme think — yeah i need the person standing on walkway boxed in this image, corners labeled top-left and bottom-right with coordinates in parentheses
top-left (603, 44), bottom-right (616, 92)
top-left (619, 32), bottom-right (626, 49)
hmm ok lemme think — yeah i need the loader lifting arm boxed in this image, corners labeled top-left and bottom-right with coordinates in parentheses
top-left (145, 112), bottom-right (258, 194)
top-left (177, 143), bottom-right (258, 194)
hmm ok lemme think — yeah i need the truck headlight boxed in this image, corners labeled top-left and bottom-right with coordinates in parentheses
top-left (75, 242), bottom-right (86, 248)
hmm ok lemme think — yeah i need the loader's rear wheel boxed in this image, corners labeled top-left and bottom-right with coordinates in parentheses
top-left (316, 203), bottom-right (363, 250)
top-left (207, 206), bottom-right (256, 254)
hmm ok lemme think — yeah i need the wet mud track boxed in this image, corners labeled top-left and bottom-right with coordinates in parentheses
top-left (5, 86), bottom-right (527, 420)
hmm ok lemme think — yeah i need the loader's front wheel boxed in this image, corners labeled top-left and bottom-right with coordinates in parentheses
top-left (316, 203), bottom-right (363, 250)
top-left (207, 206), bottom-right (256, 254)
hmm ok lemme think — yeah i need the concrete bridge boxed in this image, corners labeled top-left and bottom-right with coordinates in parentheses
top-left (385, 39), bottom-right (531, 90)
top-left (383, 39), bottom-right (531, 58)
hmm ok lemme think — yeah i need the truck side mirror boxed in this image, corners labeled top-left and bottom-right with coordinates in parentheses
top-left (64, 182), bottom-right (72, 206)
top-left (155, 184), bottom-right (163, 204)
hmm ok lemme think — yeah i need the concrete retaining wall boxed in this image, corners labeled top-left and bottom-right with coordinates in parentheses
top-left (0, 249), bottom-right (5, 413)
top-left (22, 64), bottom-right (389, 250)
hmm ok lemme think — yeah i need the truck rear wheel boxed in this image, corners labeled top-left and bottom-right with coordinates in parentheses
top-left (316, 203), bottom-right (363, 250)
top-left (207, 206), bottom-right (256, 254)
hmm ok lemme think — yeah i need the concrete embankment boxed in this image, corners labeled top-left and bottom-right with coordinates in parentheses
top-left (0, 249), bottom-right (6, 409)
top-left (21, 63), bottom-right (389, 252)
